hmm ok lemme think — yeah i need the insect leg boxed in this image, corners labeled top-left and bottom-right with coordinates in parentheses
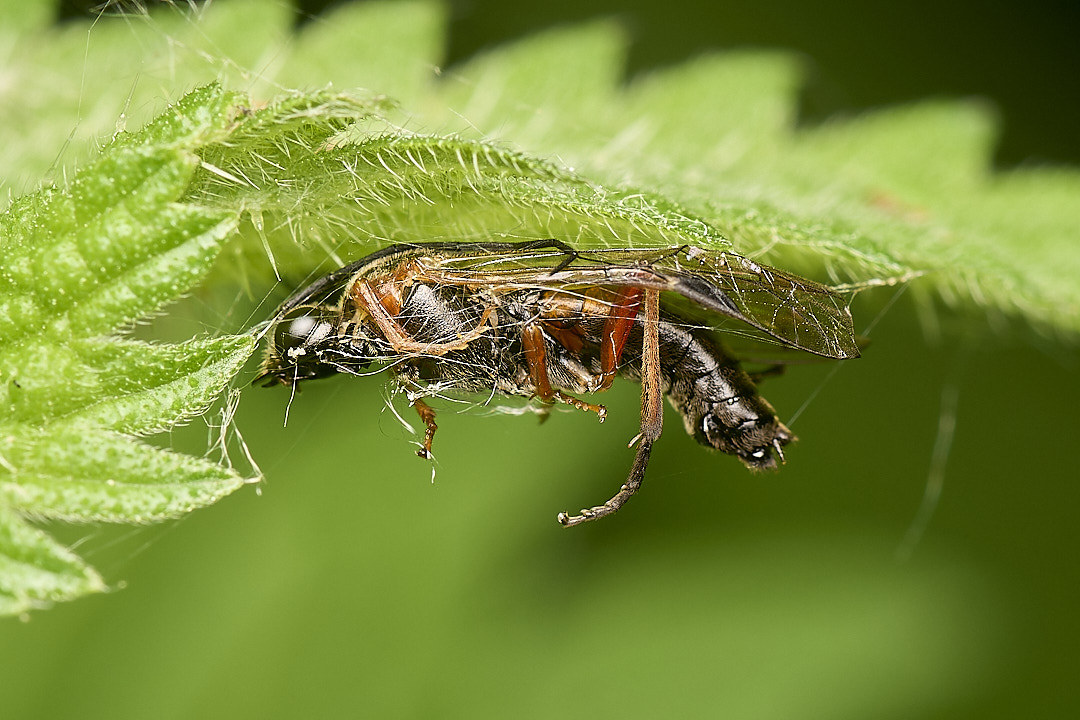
top-left (522, 324), bottom-right (607, 420)
top-left (412, 398), bottom-right (438, 459)
top-left (532, 287), bottom-right (640, 392)
top-left (596, 287), bottom-right (643, 391)
top-left (558, 289), bottom-right (663, 526)
top-left (637, 288), bottom-right (665, 446)
top-left (351, 280), bottom-right (494, 356)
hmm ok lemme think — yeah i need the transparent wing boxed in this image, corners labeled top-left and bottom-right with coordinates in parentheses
top-left (651, 248), bottom-right (861, 359)
top-left (418, 242), bottom-right (860, 360)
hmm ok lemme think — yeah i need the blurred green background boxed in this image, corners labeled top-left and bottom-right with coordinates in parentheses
top-left (4, 0), bottom-right (1079, 718)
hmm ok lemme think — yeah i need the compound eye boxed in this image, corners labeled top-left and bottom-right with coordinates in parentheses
top-left (274, 306), bottom-right (335, 357)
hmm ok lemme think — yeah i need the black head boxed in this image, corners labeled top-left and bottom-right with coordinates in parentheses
top-left (256, 305), bottom-right (357, 387)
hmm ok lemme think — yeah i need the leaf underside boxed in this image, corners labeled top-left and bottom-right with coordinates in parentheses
top-left (4, 1), bottom-right (1077, 338)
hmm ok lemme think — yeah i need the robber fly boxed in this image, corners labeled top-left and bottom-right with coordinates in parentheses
top-left (257, 240), bottom-right (860, 526)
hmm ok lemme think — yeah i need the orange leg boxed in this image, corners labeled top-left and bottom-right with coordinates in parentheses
top-left (534, 287), bottom-right (643, 392)
top-left (412, 398), bottom-right (438, 459)
top-left (521, 324), bottom-right (607, 421)
top-left (596, 287), bottom-right (643, 391)
top-left (351, 280), bottom-right (493, 356)
top-left (559, 288), bottom-right (662, 526)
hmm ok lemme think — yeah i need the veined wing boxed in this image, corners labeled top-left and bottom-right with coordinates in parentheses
top-left (416, 242), bottom-right (860, 360)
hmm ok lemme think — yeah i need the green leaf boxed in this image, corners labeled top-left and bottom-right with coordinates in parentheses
top-left (9, 1), bottom-right (1071, 334)
top-left (0, 83), bottom-right (265, 613)
top-left (0, 426), bottom-right (245, 523)
top-left (192, 130), bottom-right (736, 266)
top-left (1, 0), bottom-right (1077, 617)
top-left (280, 0), bottom-right (446, 105)
top-left (0, 120), bottom-right (241, 337)
top-left (0, 504), bottom-right (105, 616)
top-left (2, 336), bottom-right (254, 434)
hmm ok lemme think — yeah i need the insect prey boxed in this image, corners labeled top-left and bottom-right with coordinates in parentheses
top-left (257, 239), bottom-right (860, 526)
